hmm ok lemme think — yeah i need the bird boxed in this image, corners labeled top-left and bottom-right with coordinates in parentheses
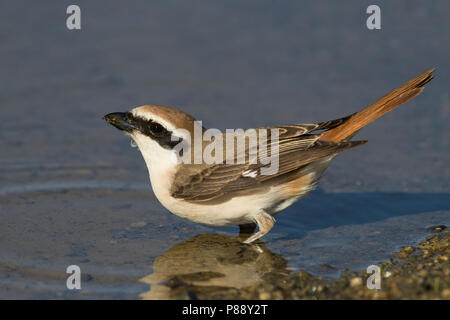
top-left (103, 68), bottom-right (434, 243)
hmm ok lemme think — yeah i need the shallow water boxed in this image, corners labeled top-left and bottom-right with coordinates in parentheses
top-left (1, 1), bottom-right (449, 299)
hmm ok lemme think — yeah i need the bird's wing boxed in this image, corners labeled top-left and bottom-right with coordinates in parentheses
top-left (170, 118), bottom-right (365, 202)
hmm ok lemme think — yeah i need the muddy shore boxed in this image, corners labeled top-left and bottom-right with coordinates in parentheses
top-left (153, 227), bottom-right (449, 299)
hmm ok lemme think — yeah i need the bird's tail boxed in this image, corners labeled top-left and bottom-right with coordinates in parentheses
top-left (320, 68), bottom-right (435, 143)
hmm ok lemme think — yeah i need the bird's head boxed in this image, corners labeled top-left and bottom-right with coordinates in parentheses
top-left (103, 105), bottom-right (198, 170)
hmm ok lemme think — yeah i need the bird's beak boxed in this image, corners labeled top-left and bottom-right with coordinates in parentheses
top-left (103, 112), bottom-right (136, 132)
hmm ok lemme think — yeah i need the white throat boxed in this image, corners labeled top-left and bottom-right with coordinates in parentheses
top-left (131, 132), bottom-right (178, 198)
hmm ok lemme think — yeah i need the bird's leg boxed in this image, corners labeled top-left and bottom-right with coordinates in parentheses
top-left (242, 211), bottom-right (275, 244)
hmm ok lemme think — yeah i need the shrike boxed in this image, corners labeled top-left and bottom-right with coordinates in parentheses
top-left (104, 69), bottom-right (434, 243)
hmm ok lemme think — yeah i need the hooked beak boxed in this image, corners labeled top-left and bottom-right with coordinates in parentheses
top-left (103, 112), bottom-right (136, 132)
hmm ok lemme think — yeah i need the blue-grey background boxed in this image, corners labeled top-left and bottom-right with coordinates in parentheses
top-left (0, 1), bottom-right (449, 298)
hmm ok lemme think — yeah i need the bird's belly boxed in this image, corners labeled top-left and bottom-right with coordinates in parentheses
top-left (153, 184), bottom-right (311, 227)
top-left (157, 193), bottom-right (270, 226)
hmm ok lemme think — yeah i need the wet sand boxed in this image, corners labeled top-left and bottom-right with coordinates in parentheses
top-left (140, 229), bottom-right (450, 299)
top-left (0, 1), bottom-right (449, 299)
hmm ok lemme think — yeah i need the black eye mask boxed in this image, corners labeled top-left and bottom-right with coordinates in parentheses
top-left (125, 113), bottom-right (182, 150)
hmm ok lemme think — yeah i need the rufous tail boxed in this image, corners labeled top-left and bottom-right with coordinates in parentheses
top-left (320, 68), bottom-right (435, 143)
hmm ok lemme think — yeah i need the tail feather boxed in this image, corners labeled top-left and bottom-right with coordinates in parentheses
top-left (320, 68), bottom-right (435, 143)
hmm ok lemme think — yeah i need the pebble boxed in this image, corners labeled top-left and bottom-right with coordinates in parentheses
top-left (442, 289), bottom-right (450, 299)
top-left (418, 270), bottom-right (428, 277)
top-left (429, 225), bottom-right (447, 232)
top-left (350, 277), bottom-right (363, 287)
top-left (403, 246), bottom-right (414, 254)
top-left (259, 292), bottom-right (271, 300)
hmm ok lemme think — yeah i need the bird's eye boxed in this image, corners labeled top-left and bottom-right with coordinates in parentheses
top-left (150, 122), bottom-right (164, 134)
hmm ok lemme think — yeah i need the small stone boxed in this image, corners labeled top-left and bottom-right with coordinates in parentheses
top-left (428, 225), bottom-right (447, 232)
top-left (403, 246), bottom-right (414, 254)
top-left (418, 270), bottom-right (428, 277)
top-left (272, 290), bottom-right (284, 300)
top-left (350, 277), bottom-right (363, 287)
top-left (259, 292), bottom-right (271, 300)
top-left (442, 289), bottom-right (450, 299)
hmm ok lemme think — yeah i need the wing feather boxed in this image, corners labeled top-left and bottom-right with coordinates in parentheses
top-left (170, 118), bottom-right (363, 202)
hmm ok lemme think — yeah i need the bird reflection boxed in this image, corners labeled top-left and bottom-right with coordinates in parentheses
top-left (139, 233), bottom-right (289, 299)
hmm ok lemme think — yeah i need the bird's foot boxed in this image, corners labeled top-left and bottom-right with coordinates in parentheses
top-left (241, 211), bottom-right (275, 244)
